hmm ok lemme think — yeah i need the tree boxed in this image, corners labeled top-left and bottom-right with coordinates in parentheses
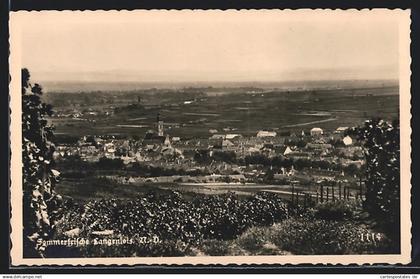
top-left (97, 157), bottom-right (125, 170)
top-left (22, 69), bottom-right (61, 257)
top-left (357, 119), bottom-right (400, 244)
top-left (344, 163), bottom-right (359, 176)
top-left (194, 149), bottom-right (212, 164)
top-left (245, 154), bottom-right (270, 166)
top-left (212, 151), bottom-right (237, 164)
top-left (263, 168), bottom-right (275, 183)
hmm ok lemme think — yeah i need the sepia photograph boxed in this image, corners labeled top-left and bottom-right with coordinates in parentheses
top-left (9, 9), bottom-right (412, 265)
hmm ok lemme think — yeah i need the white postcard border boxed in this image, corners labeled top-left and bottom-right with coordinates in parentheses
top-left (9, 9), bottom-right (412, 266)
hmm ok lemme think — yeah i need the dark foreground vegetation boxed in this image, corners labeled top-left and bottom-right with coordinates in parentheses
top-left (45, 191), bottom-right (395, 257)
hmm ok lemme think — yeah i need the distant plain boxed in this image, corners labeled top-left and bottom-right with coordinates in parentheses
top-left (44, 80), bottom-right (399, 140)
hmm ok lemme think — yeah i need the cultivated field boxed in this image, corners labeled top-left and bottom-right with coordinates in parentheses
top-left (45, 82), bottom-right (399, 140)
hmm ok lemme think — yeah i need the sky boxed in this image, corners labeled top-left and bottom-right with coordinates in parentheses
top-left (13, 10), bottom-right (401, 83)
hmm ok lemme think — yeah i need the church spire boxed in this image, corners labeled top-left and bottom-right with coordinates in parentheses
top-left (157, 113), bottom-right (164, 136)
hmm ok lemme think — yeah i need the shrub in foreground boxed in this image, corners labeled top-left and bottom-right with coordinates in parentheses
top-left (270, 217), bottom-right (391, 255)
top-left (200, 239), bottom-right (231, 256)
top-left (235, 226), bottom-right (269, 253)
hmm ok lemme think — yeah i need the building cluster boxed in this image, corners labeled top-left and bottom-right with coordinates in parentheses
top-left (52, 107), bottom-right (114, 119)
top-left (54, 113), bottom-right (364, 186)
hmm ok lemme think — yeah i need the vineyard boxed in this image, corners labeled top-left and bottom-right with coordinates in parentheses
top-left (45, 190), bottom-right (394, 257)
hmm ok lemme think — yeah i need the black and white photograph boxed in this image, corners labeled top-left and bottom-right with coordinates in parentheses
top-left (9, 9), bottom-right (412, 265)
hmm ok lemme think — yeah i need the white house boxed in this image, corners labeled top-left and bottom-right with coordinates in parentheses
top-left (283, 146), bottom-right (293, 156)
top-left (335, 126), bottom-right (349, 134)
top-left (209, 129), bottom-right (218, 134)
top-left (257, 130), bottom-right (277, 137)
top-left (210, 134), bottom-right (225, 140)
top-left (226, 134), bottom-right (241, 140)
top-left (310, 127), bottom-right (323, 136)
top-left (343, 135), bottom-right (353, 146)
top-left (222, 139), bottom-right (234, 150)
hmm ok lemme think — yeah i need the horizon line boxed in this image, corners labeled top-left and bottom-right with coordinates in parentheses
top-left (38, 78), bottom-right (399, 84)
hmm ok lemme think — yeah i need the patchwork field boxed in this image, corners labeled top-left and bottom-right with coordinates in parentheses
top-left (45, 83), bottom-right (399, 140)
top-left (51, 83), bottom-right (396, 201)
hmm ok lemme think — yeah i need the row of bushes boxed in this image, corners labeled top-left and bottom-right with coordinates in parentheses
top-left (53, 191), bottom-right (290, 246)
top-left (192, 150), bottom-right (361, 175)
top-left (52, 216), bottom-right (391, 257)
top-left (48, 191), bottom-right (394, 257)
top-left (59, 151), bottom-right (361, 178)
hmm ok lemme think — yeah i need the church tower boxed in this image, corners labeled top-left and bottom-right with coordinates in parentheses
top-left (157, 113), bottom-right (164, 136)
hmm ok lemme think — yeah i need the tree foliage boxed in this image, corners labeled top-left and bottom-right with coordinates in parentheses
top-left (22, 68), bottom-right (61, 257)
top-left (357, 119), bottom-right (400, 241)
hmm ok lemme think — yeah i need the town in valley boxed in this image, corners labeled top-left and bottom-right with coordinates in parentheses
top-left (45, 80), bottom-right (398, 203)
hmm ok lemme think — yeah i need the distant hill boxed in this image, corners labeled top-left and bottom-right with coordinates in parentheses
top-left (41, 79), bottom-right (398, 93)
